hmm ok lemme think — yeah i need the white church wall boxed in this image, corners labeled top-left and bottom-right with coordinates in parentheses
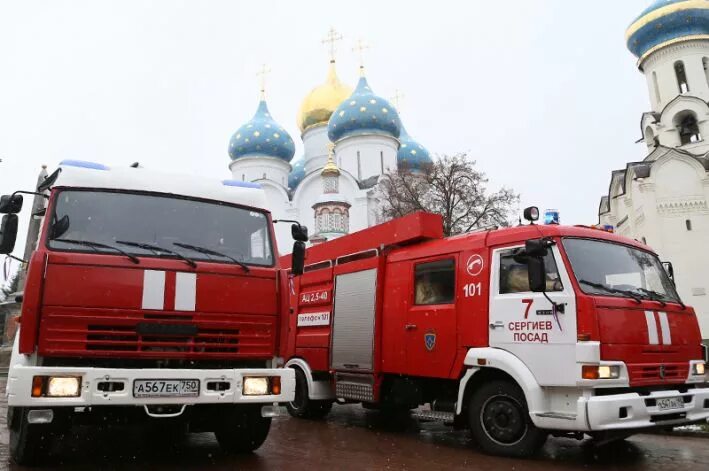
top-left (302, 126), bottom-right (330, 174)
top-left (258, 181), bottom-right (293, 255)
top-left (230, 156), bottom-right (291, 189)
top-left (334, 134), bottom-right (398, 181)
top-left (642, 40), bottom-right (709, 111)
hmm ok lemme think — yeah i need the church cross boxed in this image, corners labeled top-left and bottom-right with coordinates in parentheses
top-left (256, 64), bottom-right (271, 98)
top-left (390, 89), bottom-right (405, 111)
top-left (352, 39), bottom-right (371, 70)
top-left (322, 27), bottom-right (343, 62)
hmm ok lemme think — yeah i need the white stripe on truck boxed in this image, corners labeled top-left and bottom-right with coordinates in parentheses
top-left (142, 270), bottom-right (166, 310)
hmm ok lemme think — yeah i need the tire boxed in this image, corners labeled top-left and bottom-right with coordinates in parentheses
top-left (467, 380), bottom-right (547, 458)
top-left (214, 405), bottom-right (271, 454)
top-left (286, 368), bottom-right (332, 420)
top-left (8, 406), bottom-right (53, 466)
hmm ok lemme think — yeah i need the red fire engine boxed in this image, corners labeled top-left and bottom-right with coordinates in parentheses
top-left (0, 160), bottom-right (303, 465)
top-left (280, 210), bottom-right (709, 457)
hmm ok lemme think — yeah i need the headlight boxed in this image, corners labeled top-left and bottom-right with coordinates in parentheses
top-left (582, 365), bottom-right (621, 380)
top-left (692, 362), bottom-right (706, 376)
top-left (33, 376), bottom-right (82, 398)
top-left (243, 377), bottom-right (269, 396)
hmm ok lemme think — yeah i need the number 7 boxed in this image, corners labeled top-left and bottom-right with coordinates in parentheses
top-left (522, 299), bottom-right (533, 319)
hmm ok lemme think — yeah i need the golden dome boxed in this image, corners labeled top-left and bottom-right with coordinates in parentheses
top-left (321, 144), bottom-right (340, 176)
top-left (297, 61), bottom-right (352, 133)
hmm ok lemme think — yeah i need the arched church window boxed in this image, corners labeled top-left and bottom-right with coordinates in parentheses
top-left (332, 210), bottom-right (342, 232)
top-left (675, 112), bottom-right (702, 145)
top-left (652, 71), bottom-right (661, 103)
top-left (704, 58), bottom-right (709, 89)
top-left (357, 151), bottom-right (362, 180)
top-left (343, 213), bottom-right (349, 233)
top-left (686, 219), bottom-right (693, 231)
top-left (645, 126), bottom-right (657, 149)
top-left (675, 61), bottom-right (690, 94)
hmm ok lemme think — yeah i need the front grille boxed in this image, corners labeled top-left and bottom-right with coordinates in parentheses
top-left (39, 309), bottom-right (275, 360)
top-left (627, 363), bottom-right (688, 386)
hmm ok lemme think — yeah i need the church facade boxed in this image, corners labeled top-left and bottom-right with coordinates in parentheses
top-left (227, 35), bottom-right (432, 253)
top-left (598, 0), bottom-right (709, 337)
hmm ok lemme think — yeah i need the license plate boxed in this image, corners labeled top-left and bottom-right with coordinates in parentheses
top-left (656, 396), bottom-right (684, 411)
top-left (133, 379), bottom-right (200, 398)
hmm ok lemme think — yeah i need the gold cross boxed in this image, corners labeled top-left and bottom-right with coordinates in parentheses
top-left (322, 27), bottom-right (343, 62)
top-left (352, 39), bottom-right (370, 70)
top-left (390, 89), bottom-right (405, 111)
top-left (256, 64), bottom-right (271, 98)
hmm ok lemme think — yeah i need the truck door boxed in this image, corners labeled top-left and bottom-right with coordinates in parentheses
top-left (405, 256), bottom-right (458, 378)
top-left (488, 244), bottom-right (578, 386)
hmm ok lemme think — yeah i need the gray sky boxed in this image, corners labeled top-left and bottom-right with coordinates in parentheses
top-left (1, 0), bottom-right (650, 262)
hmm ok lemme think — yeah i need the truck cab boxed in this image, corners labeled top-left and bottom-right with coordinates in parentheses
top-left (0, 161), bottom-right (296, 465)
top-left (281, 211), bottom-right (709, 457)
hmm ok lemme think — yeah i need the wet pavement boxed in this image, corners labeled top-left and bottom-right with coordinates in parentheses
top-left (2, 380), bottom-right (709, 470)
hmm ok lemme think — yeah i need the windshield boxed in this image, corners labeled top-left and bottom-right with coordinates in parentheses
top-left (47, 190), bottom-right (274, 267)
top-left (562, 238), bottom-right (680, 303)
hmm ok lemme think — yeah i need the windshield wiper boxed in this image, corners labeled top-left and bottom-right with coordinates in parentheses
top-left (173, 242), bottom-right (250, 273)
top-left (53, 238), bottom-right (140, 264)
top-left (579, 280), bottom-right (642, 304)
top-left (116, 240), bottom-right (197, 268)
top-left (635, 288), bottom-right (667, 307)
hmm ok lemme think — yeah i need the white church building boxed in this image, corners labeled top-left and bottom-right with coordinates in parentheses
top-left (598, 0), bottom-right (709, 337)
top-left (227, 34), bottom-right (432, 252)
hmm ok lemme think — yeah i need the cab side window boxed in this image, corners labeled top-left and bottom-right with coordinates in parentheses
top-left (414, 259), bottom-right (455, 305)
top-left (499, 249), bottom-right (563, 294)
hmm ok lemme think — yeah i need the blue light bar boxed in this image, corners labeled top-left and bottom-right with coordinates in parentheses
top-left (59, 160), bottom-right (110, 171)
top-left (222, 180), bottom-right (261, 189)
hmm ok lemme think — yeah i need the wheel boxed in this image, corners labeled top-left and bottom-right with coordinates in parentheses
top-left (8, 406), bottom-right (53, 466)
top-left (286, 368), bottom-right (332, 420)
top-left (467, 380), bottom-right (547, 457)
top-left (214, 405), bottom-right (272, 454)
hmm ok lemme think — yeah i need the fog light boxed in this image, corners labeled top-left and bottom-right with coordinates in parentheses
top-left (47, 377), bottom-right (81, 397)
top-left (243, 377), bottom-right (269, 396)
top-left (693, 362), bottom-right (705, 376)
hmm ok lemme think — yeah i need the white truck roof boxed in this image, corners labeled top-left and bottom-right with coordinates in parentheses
top-left (52, 160), bottom-right (269, 211)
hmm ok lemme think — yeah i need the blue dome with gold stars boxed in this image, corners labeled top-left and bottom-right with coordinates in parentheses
top-left (229, 100), bottom-right (295, 162)
top-left (288, 158), bottom-right (306, 189)
top-left (397, 124), bottom-right (432, 170)
top-left (328, 76), bottom-right (401, 142)
top-left (627, 0), bottom-right (709, 61)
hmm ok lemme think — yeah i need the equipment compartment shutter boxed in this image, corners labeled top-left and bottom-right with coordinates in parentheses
top-left (330, 268), bottom-right (377, 371)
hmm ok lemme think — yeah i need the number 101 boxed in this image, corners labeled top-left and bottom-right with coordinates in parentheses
top-left (463, 282), bottom-right (482, 297)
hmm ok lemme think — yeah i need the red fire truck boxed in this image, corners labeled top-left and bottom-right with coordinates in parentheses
top-left (280, 210), bottom-right (709, 457)
top-left (0, 160), bottom-right (302, 465)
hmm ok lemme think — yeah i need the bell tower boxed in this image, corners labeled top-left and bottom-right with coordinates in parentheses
top-left (628, 1), bottom-right (709, 153)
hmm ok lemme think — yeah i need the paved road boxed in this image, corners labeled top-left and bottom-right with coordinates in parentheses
top-left (2, 380), bottom-right (708, 470)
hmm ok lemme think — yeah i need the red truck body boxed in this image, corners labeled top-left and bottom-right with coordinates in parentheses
top-left (3, 161), bottom-right (295, 464)
top-left (280, 211), bottom-right (709, 456)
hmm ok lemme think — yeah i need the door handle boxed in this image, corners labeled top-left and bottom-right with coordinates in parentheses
top-left (489, 321), bottom-right (505, 330)
top-left (405, 324), bottom-right (417, 331)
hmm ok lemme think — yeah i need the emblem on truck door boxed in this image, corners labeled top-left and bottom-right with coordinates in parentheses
top-left (466, 254), bottom-right (484, 277)
top-left (424, 331), bottom-right (436, 351)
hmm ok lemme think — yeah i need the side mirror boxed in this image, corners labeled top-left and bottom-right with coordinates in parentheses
top-left (37, 169), bottom-right (60, 193)
top-left (292, 241), bottom-right (306, 276)
top-left (51, 215), bottom-right (71, 239)
top-left (0, 214), bottom-right (19, 254)
top-left (525, 238), bottom-right (550, 257)
top-left (0, 194), bottom-right (23, 214)
top-left (662, 261), bottom-right (675, 284)
top-left (291, 224), bottom-right (308, 242)
top-left (527, 256), bottom-right (546, 292)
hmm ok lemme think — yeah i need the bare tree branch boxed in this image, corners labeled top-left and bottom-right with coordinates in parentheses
top-left (376, 154), bottom-right (519, 237)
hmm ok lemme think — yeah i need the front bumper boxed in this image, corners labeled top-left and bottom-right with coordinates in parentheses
top-left (586, 386), bottom-right (709, 430)
top-left (6, 365), bottom-right (295, 407)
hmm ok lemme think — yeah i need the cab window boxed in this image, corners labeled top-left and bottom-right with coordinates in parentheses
top-left (414, 259), bottom-right (455, 305)
top-left (499, 249), bottom-right (563, 294)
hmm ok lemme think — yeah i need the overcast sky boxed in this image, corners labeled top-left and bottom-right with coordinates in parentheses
top-left (1, 0), bottom-right (651, 263)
